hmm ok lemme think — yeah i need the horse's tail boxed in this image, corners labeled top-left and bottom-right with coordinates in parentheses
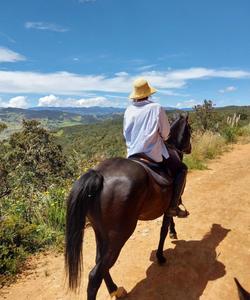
top-left (65, 169), bottom-right (103, 291)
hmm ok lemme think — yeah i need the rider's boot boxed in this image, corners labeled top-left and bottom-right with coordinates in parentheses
top-left (166, 168), bottom-right (189, 218)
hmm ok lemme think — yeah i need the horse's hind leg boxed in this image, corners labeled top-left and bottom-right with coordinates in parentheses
top-left (94, 232), bottom-right (117, 295)
top-left (87, 260), bottom-right (104, 300)
top-left (156, 213), bottom-right (171, 264)
top-left (169, 217), bottom-right (178, 239)
top-left (88, 243), bottom-right (128, 299)
top-left (90, 229), bottom-right (133, 299)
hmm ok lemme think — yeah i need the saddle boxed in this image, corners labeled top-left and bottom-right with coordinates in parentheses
top-left (129, 154), bottom-right (173, 187)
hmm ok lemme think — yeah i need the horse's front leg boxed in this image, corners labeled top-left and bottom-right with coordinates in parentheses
top-left (169, 217), bottom-right (178, 239)
top-left (156, 213), bottom-right (171, 264)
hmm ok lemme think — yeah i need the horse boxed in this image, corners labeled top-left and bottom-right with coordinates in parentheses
top-left (65, 115), bottom-right (192, 300)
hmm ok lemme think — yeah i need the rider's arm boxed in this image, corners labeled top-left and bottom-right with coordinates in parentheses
top-left (158, 107), bottom-right (170, 141)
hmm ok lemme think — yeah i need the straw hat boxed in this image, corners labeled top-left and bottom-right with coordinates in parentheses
top-left (129, 78), bottom-right (157, 100)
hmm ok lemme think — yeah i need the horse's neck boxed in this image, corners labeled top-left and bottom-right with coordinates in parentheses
top-left (169, 121), bottom-right (184, 151)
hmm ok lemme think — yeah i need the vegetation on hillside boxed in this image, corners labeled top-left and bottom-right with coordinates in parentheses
top-left (0, 102), bottom-right (250, 285)
top-left (0, 120), bottom-right (75, 285)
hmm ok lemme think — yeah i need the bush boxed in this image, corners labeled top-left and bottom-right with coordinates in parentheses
top-left (0, 215), bottom-right (58, 277)
top-left (0, 184), bottom-right (68, 278)
top-left (237, 123), bottom-right (250, 143)
top-left (221, 126), bottom-right (239, 143)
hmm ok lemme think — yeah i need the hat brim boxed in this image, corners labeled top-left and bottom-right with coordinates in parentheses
top-left (129, 86), bottom-right (157, 100)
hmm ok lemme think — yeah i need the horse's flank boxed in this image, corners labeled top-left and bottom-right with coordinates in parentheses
top-left (94, 157), bottom-right (172, 221)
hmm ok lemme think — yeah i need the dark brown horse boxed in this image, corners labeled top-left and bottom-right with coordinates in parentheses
top-left (65, 115), bottom-right (192, 300)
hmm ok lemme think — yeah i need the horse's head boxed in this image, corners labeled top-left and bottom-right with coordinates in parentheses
top-left (167, 114), bottom-right (192, 154)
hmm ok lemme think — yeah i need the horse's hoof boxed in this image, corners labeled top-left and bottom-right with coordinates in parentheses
top-left (169, 232), bottom-right (178, 240)
top-left (156, 254), bottom-right (166, 265)
top-left (110, 287), bottom-right (128, 299)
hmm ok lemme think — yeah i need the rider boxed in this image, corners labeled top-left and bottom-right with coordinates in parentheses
top-left (123, 78), bottom-right (189, 218)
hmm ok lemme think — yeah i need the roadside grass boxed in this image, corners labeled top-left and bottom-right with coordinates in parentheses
top-left (237, 123), bottom-right (250, 143)
top-left (184, 131), bottom-right (227, 170)
top-left (0, 186), bottom-right (67, 286)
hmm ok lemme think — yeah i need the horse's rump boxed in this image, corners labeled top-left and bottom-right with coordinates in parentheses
top-left (92, 157), bottom-right (172, 222)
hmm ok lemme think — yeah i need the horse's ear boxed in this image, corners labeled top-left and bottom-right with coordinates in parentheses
top-left (173, 113), bottom-right (179, 120)
top-left (186, 113), bottom-right (189, 121)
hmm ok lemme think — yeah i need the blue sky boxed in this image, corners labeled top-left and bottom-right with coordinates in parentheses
top-left (0, 0), bottom-right (250, 108)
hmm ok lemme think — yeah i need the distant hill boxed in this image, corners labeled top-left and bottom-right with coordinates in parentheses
top-left (0, 107), bottom-right (124, 139)
top-left (0, 107), bottom-right (124, 125)
top-left (30, 106), bottom-right (125, 116)
top-left (0, 107), bottom-right (100, 126)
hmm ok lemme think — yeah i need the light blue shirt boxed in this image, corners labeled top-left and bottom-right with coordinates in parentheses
top-left (123, 100), bottom-right (170, 162)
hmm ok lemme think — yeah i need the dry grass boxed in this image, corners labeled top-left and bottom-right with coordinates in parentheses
top-left (184, 131), bottom-right (226, 169)
top-left (237, 123), bottom-right (250, 144)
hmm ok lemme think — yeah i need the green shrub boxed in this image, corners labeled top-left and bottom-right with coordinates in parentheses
top-left (0, 184), bottom-right (67, 278)
top-left (33, 186), bottom-right (67, 232)
top-left (221, 126), bottom-right (239, 143)
top-left (0, 215), bottom-right (58, 277)
top-left (238, 123), bottom-right (250, 135)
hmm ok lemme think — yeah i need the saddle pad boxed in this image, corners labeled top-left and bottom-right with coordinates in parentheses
top-left (130, 159), bottom-right (173, 187)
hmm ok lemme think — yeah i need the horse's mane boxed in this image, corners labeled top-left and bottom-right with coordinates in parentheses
top-left (170, 115), bottom-right (185, 130)
top-left (168, 116), bottom-right (186, 147)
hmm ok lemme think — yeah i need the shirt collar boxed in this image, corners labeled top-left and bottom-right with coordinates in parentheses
top-left (131, 99), bottom-right (153, 107)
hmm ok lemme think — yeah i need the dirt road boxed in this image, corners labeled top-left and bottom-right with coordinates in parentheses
top-left (1, 144), bottom-right (250, 300)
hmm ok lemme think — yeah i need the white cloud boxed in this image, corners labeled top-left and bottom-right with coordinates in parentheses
top-left (0, 96), bottom-right (28, 108)
top-left (77, 97), bottom-right (111, 107)
top-left (38, 94), bottom-right (115, 107)
top-left (25, 22), bottom-right (69, 32)
top-left (38, 95), bottom-right (60, 106)
top-left (115, 72), bottom-right (129, 77)
top-left (0, 47), bottom-right (26, 63)
top-left (157, 89), bottom-right (189, 97)
top-left (176, 99), bottom-right (200, 108)
top-left (219, 86), bottom-right (237, 93)
top-left (137, 64), bottom-right (157, 71)
top-left (0, 68), bottom-right (249, 95)
top-left (0, 70), bottom-right (132, 94)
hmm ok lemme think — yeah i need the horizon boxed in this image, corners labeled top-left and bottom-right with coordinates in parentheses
top-left (1, 103), bottom-right (250, 111)
top-left (0, 0), bottom-right (250, 109)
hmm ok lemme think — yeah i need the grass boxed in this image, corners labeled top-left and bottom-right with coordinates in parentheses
top-left (184, 131), bottom-right (226, 170)
top-left (237, 123), bottom-right (250, 143)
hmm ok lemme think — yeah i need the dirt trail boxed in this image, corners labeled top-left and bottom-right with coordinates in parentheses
top-left (1, 144), bottom-right (250, 300)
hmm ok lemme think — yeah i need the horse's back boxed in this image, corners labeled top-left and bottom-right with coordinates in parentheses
top-left (92, 158), bottom-right (171, 223)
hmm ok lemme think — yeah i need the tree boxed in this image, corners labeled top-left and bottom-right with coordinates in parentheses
top-left (193, 100), bottom-right (215, 131)
top-left (0, 119), bottom-right (73, 197)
